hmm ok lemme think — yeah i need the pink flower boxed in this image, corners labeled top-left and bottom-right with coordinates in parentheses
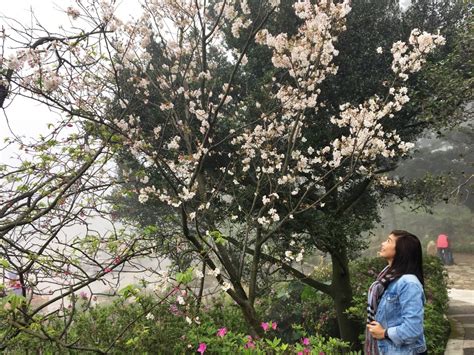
top-left (197, 342), bottom-right (207, 354)
top-left (169, 304), bottom-right (179, 315)
top-left (79, 291), bottom-right (88, 299)
top-left (261, 322), bottom-right (269, 332)
top-left (319, 352), bottom-right (325, 355)
top-left (298, 352), bottom-right (303, 355)
top-left (301, 337), bottom-right (310, 346)
top-left (104, 267), bottom-right (112, 273)
top-left (217, 327), bottom-right (227, 337)
top-left (244, 338), bottom-right (256, 349)
top-left (271, 321), bottom-right (277, 330)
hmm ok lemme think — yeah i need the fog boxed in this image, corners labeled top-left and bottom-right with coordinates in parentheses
top-left (366, 123), bottom-right (474, 257)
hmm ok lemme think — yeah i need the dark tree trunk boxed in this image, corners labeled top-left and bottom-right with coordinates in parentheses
top-left (330, 249), bottom-right (363, 351)
top-left (235, 298), bottom-right (264, 338)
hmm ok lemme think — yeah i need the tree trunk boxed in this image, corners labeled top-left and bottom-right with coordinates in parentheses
top-left (330, 250), bottom-right (362, 351)
top-left (235, 298), bottom-right (264, 338)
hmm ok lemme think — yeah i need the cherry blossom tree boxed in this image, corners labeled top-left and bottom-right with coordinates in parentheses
top-left (212, 0), bottom-right (470, 342)
top-left (1, 0), bottom-right (446, 346)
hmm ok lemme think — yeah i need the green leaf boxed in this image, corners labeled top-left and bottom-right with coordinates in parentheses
top-left (119, 285), bottom-right (138, 298)
top-left (176, 267), bottom-right (193, 284)
top-left (125, 337), bottom-right (139, 346)
top-left (0, 259), bottom-right (10, 268)
top-left (5, 294), bottom-right (26, 310)
top-left (209, 230), bottom-right (227, 245)
top-left (143, 225), bottom-right (158, 236)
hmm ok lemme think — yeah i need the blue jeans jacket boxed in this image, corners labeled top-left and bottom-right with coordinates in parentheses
top-left (375, 274), bottom-right (426, 354)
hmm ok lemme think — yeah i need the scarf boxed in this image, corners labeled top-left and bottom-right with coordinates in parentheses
top-left (365, 266), bottom-right (398, 355)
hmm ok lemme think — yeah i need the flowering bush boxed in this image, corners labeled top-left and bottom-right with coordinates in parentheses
top-left (186, 325), bottom-right (353, 354)
top-left (2, 256), bottom-right (448, 353)
top-left (1, 287), bottom-right (357, 354)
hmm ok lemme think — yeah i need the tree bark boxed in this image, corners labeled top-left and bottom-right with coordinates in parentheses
top-left (330, 249), bottom-right (362, 350)
top-left (234, 298), bottom-right (264, 338)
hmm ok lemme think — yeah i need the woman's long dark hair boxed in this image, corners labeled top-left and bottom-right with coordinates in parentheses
top-left (389, 230), bottom-right (424, 286)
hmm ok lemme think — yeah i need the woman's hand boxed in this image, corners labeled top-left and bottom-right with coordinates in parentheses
top-left (367, 321), bottom-right (386, 339)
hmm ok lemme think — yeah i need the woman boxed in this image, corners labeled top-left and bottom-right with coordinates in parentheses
top-left (365, 230), bottom-right (427, 354)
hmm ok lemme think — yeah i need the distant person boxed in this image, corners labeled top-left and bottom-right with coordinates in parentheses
top-left (5, 271), bottom-right (23, 296)
top-left (365, 230), bottom-right (427, 354)
top-left (436, 234), bottom-right (453, 265)
top-left (426, 240), bottom-right (436, 256)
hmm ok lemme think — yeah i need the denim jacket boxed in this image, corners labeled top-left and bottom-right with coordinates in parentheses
top-left (375, 274), bottom-right (426, 354)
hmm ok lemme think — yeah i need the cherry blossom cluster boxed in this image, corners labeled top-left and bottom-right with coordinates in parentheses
top-left (255, 0), bottom-right (350, 117)
top-left (328, 30), bottom-right (444, 178)
top-left (228, 1), bottom-right (353, 227)
top-left (391, 29), bottom-right (445, 80)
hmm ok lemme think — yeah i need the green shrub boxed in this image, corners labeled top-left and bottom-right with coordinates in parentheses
top-left (3, 293), bottom-right (192, 354)
top-left (258, 280), bottom-right (339, 343)
top-left (1, 289), bottom-right (352, 354)
top-left (199, 294), bottom-right (249, 335)
top-left (422, 256), bottom-right (451, 353)
top-left (185, 324), bottom-right (353, 354)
